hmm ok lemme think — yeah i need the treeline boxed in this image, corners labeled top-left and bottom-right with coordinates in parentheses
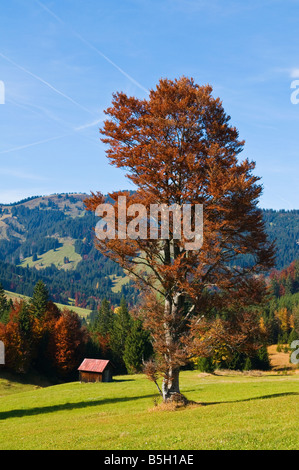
top-left (19, 237), bottom-right (61, 260)
top-left (260, 259), bottom-right (299, 345)
top-left (0, 281), bottom-right (88, 380)
top-left (87, 297), bottom-right (153, 375)
top-left (0, 195), bottom-right (41, 206)
top-left (0, 257), bottom-right (137, 310)
top-left (269, 259), bottom-right (299, 297)
top-left (0, 281), bottom-right (152, 381)
top-left (1, 263), bottom-right (299, 381)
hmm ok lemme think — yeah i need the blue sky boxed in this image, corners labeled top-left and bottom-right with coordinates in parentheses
top-left (0, 0), bottom-right (299, 209)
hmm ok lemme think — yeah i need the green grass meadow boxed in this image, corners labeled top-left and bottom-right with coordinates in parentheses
top-left (18, 238), bottom-right (82, 271)
top-left (0, 370), bottom-right (298, 450)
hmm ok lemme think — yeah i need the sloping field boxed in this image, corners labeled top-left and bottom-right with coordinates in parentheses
top-left (268, 345), bottom-right (298, 371)
top-left (18, 237), bottom-right (82, 271)
top-left (109, 274), bottom-right (130, 293)
top-left (4, 290), bottom-right (91, 319)
top-left (0, 370), bottom-right (298, 450)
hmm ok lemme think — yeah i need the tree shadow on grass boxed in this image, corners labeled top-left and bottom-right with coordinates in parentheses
top-left (198, 392), bottom-right (299, 407)
top-left (0, 393), bottom-right (157, 420)
top-left (112, 378), bottom-right (135, 382)
top-left (2, 391), bottom-right (298, 420)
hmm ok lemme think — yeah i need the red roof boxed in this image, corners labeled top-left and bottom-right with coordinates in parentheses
top-left (78, 359), bottom-right (112, 373)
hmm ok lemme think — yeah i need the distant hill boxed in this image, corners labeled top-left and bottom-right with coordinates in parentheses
top-left (262, 209), bottom-right (299, 269)
top-left (0, 193), bottom-right (298, 309)
top-left (0, 193), bottom-right (136, 310)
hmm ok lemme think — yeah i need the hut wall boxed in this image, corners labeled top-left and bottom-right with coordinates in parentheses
top-left (103, 368), bottom-right (113, 382)
top-left (80, 371), bottom-right (103, 383)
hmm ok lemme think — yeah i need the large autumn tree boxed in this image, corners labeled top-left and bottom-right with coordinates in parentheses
top-left (86, 77), bottom-right (275, 402)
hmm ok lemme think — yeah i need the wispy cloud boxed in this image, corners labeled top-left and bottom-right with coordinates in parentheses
top-left (276, 67), bottom-right (299, 79)
top-left (0, 168), bottom-right (48, 181)
top-left (290, 68), bottom-right (299, 78)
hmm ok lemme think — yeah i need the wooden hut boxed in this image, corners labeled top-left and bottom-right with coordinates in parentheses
top-left (78, 359), bottom-right (114, 383)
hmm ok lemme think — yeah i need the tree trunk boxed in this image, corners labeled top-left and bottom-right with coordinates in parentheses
top-left (162, 366), bottom-right (181, 402)
top-left (162, 289), bottom-right (187, 403)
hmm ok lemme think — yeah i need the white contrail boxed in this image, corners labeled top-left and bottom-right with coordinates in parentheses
top-left (0, 124), bottom-right (102, 156)
top-left (74, 117), bottom-right (104, 132)
top-left (35, 0), bottom-right (149, 94)
top-left (35, 0), bottom-right (65, 24)
top-left (71, 31), bottom-right (149, 94)
top-left (1, 99), bottom-right (103, 156)
top-left (0, 52), bottom-right (96, 117)
top-left (0, 133), bottom-right (70, 155)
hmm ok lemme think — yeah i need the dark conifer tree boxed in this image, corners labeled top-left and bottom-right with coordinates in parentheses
top-left (93, 298), bottom-right (114, 336)
top-left (123, 319), bottom-right (152, 374)
top-left (110, 296), bottom-right (132, 367)
top-left (0, 282), bottom-right (9, 322)
top-left (30, 280), bottom-right (49, 318)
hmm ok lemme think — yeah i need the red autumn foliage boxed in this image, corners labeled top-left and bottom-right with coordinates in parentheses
top-left (52, 309), bottom-right (87, 377)
top-left (0, 301), bottom-right (33, 373)
top-left (86, 77), bottom-right (275, 401)
top-left (0, 299), bottom-right (87, 378)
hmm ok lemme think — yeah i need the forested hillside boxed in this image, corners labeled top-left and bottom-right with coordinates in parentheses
top-left (0, 193), bottom-right (298, 309)
top-left (0, 193), bottom-right (137, 310)
top-left (262, 209), bottom-right (299, 269)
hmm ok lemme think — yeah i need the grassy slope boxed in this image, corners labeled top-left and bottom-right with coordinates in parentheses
top-left (108, 274), bottom-right (130, 293)
top-left (4, 290), bottom-right (91, 319)
top-left (18, 238), bottom-right (82, 271)
top-left (0, 370), bottom-right (298, 450)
